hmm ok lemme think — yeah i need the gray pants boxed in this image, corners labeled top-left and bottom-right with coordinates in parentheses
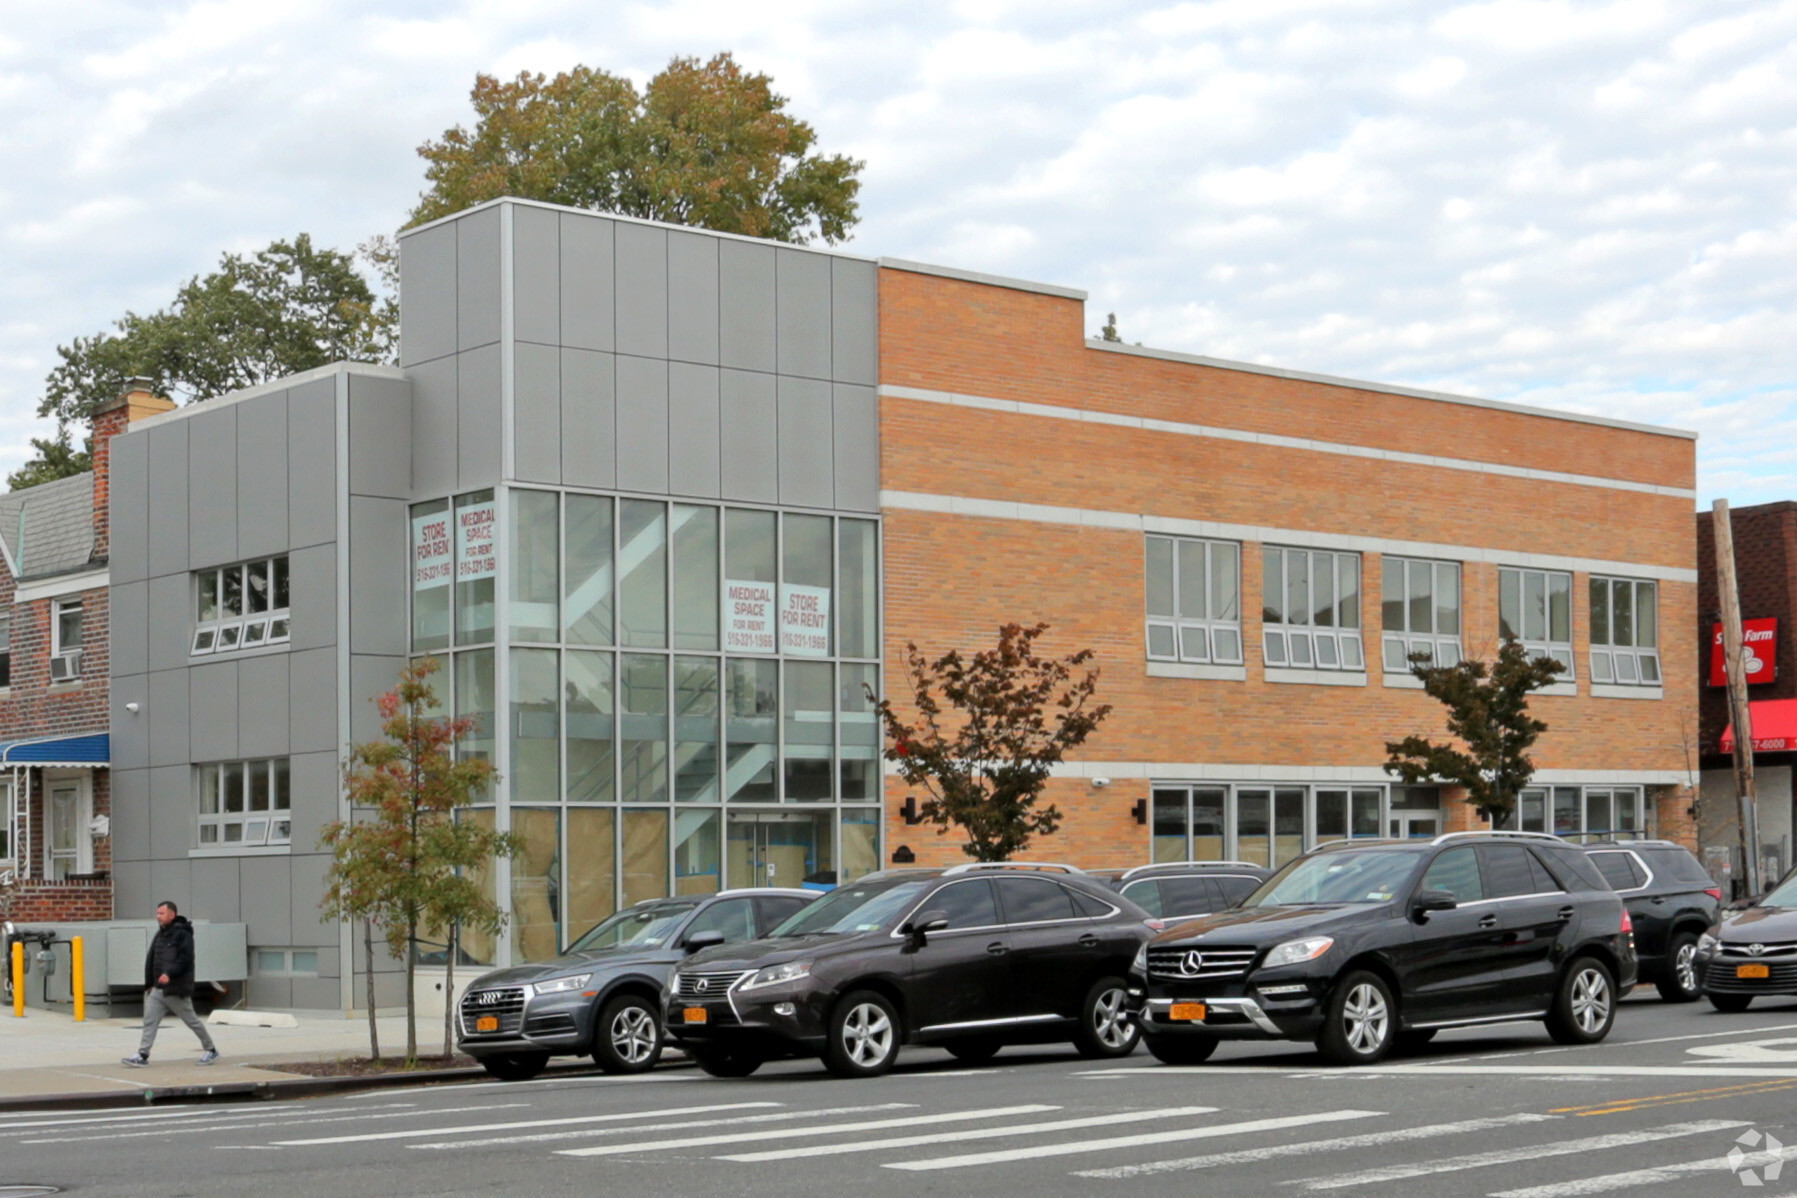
top-left (138, 989), bottom-right (216, 1056)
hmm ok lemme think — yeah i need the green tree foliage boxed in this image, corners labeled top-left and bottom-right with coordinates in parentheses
top-left (410, 53), bottom-right (863, 244)
top-left (1099, 313), bottom-right (1122, 342)
top-left (321, 658), bottom-right (520, 1064)
top-left (1384, 640), bottom-right (1566, 820)
top-left (872, 623), bottom-right (1113, 862)
top-left (13, 235), bottom-right (393, 491)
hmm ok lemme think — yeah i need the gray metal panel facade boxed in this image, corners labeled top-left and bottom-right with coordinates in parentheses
top-left (238, 654), bottom-right (291, 759)
top-left (348, 495), bottom-right (407, 656)
top-left (614, 355), bottom-right (670, 493)
top-left (400, 222), bottom-right (457, 367)
top-left (407, 355), bottom-right (458, 501)
top-left (561, 348), bottom-right (615, 489)
top-left (109, 433), bottom-right (149, 585)
top-left (188, 661), bottom-right (239, 763)
top-left (719, 239), bottom-right (777, 373)
top-left (146, 423), bottom-right (188, 571)
top-left (457, 205), bottom-right (502, 352)
top-left (614, 223), bottom-right (668, 359)
top-left (777, 375), bottom-right (834, 509)
top-left (833, 383), bottom-right (880, 512)
top-left (236, 392), bottom-right (289, 559)
top-left (719, 369), bottom-right (778, 503)
top-left (187, 405), bottom-right (238, 568)
top-left (457, 343), bottom-right (503, 489)
top-left (347, 376), bottom-right (412, 500)
top-left (288, 648), bottom-right (337, 755)
top-left (288, 380), bottom-right (337, 549)
top-left (668, 230), bottom-right (720, 365)
top-left (559, 212), bottom-right (614, 352)
top-left (776, 248), bottom-right (833, 381)
top-left (112, 580), bottom-right (148, 677)
top-left (668, 363), bottom-right (721, 498)
top-left (513, 341), bottom-right (561, 484)
top-left (146, 669), bottom-right (189, 768)
top-left (512, 203), bottom-right (560, 347)
top-left (831, 258), bottom-right (878, 386)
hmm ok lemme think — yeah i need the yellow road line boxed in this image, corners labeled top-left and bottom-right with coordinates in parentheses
top-left (1553, 1077), bottom-right (1797, 1116)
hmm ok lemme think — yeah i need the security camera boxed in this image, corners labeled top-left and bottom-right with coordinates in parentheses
top-left (124, 702), bottom-right (139, 714)
top-left (1091, 777), bottom-right (1112, 789)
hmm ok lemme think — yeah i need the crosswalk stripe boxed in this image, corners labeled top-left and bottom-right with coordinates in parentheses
top-left (883, 1109), bottom-right (1384, 1172)
top-left (1291, 1119), bottom-right (1752, 1190)
top-left (1072, 1113), bottom-right (1560, 1178)
top-left (1078, 1065), bottom-right (1797, 1079)
top-left (1489, 1145), bottom-right (1797, 1197)
top-left (22, 1104), bottom-right (530, 1146)
top-left (407, 1104), bottom-right (915, 1150)
top-left (2, 1103), bottom-right (371, 1132)
top-left (555, 1104), bottom-right (1060, 1158)
top-left (715, 1106), bottom-right (1220, 1162)
top-left (272, 1100), bottom-right (783, 1146)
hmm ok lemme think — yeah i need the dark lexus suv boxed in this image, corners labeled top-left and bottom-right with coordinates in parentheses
top-left (1696, 868), bottom-right (1797, 1011)
top-left (1583, 841), bottom-right (1721, 1002)
top-left (1131, 832), bottom-right (1636, 1065)
top-left (663, 863), bottom-right (1156, 1078)
top-left (1091, 861), bottom-right (1271, 922)
top-left (457, 888), bottom-right (816, 1080)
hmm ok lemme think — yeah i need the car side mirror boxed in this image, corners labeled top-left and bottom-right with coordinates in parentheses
top-left (903, 910), bottom-right (950, 943)
top-left (683, 930), bottom-right (725, 953)
top-left (1412, 889), bottom-right (1457, 919)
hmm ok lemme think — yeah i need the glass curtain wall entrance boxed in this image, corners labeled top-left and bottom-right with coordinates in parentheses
top-left (411, 487), bottom-right (883, 965)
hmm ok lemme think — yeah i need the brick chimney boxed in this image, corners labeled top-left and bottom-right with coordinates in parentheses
top-left (91, 377), bottom-right (175, 561)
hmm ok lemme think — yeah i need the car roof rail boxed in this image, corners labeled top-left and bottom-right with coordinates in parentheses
top-left (714, 887), bottom-right (819, 898)
top-left (1119, 861), bottom-right (1263, 881)
top-left (940, 861), bottom-right (1087, 876)
top-left (853, 868), bottom-right (939, 883)
top-left (1430, 830), bottom-right (1565, 847)
top-left (1311, 837), bottom-right (1408, 851)
top-left (1582, 838), bottom-right (1678, 849)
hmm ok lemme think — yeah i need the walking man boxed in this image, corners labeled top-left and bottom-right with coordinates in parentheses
top-left (122, 901), bottom-right (219, 1067)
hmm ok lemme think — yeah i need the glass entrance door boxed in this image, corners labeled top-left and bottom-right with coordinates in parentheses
top-left (727, 811), bottom-right (833, 888)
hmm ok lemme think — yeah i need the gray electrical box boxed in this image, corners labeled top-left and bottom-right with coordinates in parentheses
top-left (13, 920), bottom-right (249, 1012)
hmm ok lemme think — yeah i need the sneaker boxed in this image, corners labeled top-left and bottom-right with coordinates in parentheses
top-left (120, 1054), bottom-right (148, 1068)
top-left (197, 1050), bottom-right (220, 1066)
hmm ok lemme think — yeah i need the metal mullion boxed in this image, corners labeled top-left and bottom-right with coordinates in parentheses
top-left (775, 513), bottom-right (786, 803)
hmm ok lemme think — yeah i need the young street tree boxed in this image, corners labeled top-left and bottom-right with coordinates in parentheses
top-left (872, 623), bottom-right (1113, 862)
top-left (321, 657), bottom-right (520, 1065)
top-left (409, 53), bottom-right (863, 244)
top-left (1384, 640), bottom-right (1565, 821)
top-left (13, 235), bottom-right (393, 490)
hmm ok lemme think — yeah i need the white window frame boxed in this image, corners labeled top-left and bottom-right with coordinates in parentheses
top-left (0, 611), bottom-right (11, 688)
top-left (1498, 566), bottom-right (1574, 678)
top-left (192, 556), bottom-right (290, 656)
top-left (50, 599), bottom-right (83, 680)
top-left (1381, 557), bottom-right (1463, 672)
top-left (254, 947), bottom-right (320, 976)
top-left (1507, 785), bottom-right (1644, 841)
top-left (1588, 575), bottom-right (1660, 686)
top-left (44, 772), bottom-right (93, 880)
top-left (197, 758), bottom-right (292, 848)
top-left (1145, 535), bottom-right (1244, 665)
top-left (1262, 547), bottom-right (1364, 671)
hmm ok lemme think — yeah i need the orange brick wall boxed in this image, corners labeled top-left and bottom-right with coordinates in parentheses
top-left (876, 267), bottom-right (1699, 866)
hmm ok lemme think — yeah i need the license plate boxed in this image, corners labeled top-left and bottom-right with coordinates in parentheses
top-left (1737, 964), bottom-right (1771, 979)
top-left (683, 1007), bottom-right (709, 1024)
top-left (1169, 1002), bottom-right (1207, 1022)
top-left (475, 1016), bottom-right (499, 1032)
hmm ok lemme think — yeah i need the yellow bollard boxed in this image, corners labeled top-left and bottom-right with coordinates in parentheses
top-left (72, 936), bottom-right (85, 1022)
top-left (10, 941), bottom-right (22, 1017)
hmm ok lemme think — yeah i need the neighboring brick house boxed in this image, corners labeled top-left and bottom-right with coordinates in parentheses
top-left (0, 382), bottom-right (171, 923)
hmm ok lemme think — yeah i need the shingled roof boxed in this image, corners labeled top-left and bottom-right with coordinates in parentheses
top-left (0, 472), bottom-right (97, 582)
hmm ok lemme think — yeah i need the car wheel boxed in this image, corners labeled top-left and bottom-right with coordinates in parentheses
top-left (1316, 970), bottom-right (1396, 1065)
top-left (1545, 957), bottom-right (1616, 1045)
top-left (593, 994), bottom-right (662, 1074)
top-left (691, 1047), bottom-right (764, 1077)
top-left (478, 1052), bottom-right (550, 1082)
top-left (1656, 933), bottom-right (1702, 1003)
top-left (1709, 992), bottom-right (1753, 1013)
top-left (824, 990), bottom-right (902, 1078)
top-left (1144, 1034), bottom-right (1218, 1065)
top-left (1394, 1028), bottom-right (1437, 1054)
top-left (1074, 977), bottom-right (1141, 1059)
top-left (945, 1037), bottom-right (1002, 1064)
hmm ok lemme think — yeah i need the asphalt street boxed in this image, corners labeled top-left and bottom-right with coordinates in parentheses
top-left (9, 993), bottom-right (1797, 1197)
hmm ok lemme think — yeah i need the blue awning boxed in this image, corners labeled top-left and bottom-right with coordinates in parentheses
top-left (0, 733), bottom-right (108, 767)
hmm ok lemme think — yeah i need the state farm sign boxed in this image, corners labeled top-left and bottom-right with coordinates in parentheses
top-left (1710, 617), bottom-right (1777, 687)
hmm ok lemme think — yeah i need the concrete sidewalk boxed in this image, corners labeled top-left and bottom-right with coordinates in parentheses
top-left (0, 1004), bottom-right (483, 1108)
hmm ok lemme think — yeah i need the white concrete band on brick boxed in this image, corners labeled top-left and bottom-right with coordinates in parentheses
top-left (881, 384), bottom-right (1697, 499)
top-left (880, 489), bottom-right (1699, 585)
top-left (880, 761), bottom-right (1690, 786)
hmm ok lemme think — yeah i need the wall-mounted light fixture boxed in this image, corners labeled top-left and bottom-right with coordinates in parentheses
top-left (1131, 798), bottom-right (1148, 826)
top-left (890, 844), bottom-right (916, 864)
top-left (900, 797), bottom-right (924, 825)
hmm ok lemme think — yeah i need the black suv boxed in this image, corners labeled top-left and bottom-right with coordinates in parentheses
top-left (1582, 840), bottom-right (1721, 1002)
top-left (1091, 861), bottom-right (1271, 923)
top-left (457, 888), bottom-right (816, 1080)
top-left (663, 863), bottom-right (1156, 1078)
top-left (1131, 832), bottom-right (1636, 1066)
top-left (1695, 868), bottom-right (1797, 1011)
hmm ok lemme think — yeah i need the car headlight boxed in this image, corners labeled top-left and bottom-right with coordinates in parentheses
top-left (1131, 942), bottom-right (1149, 974)
top-left (741, 961), bottom-right (812, 991)
top-left (1698, 933), bottom-right (1719, 957)
top-left (530, 973), bottom-right (593, 996)
top-left (1261, 937), bottom-right (1335, 970)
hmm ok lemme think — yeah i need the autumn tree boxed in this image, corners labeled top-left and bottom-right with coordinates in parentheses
top-left (872, 623), bottom-right (1113, 862)
top-left (13, 235), bottom-right (394, 490)
top-left (321, 657), bottom-right (520, 1065)
top-left (1384, 640), bottom-right (1566, 821)
top-left (409, 53), bottom-right (863, 244)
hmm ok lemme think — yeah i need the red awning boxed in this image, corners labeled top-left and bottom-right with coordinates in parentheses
top-left (1721, 699), bottom-right (1797, 753)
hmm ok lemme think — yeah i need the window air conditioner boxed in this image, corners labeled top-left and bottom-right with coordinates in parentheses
top-left (49, 650), bottom-right (81, 682)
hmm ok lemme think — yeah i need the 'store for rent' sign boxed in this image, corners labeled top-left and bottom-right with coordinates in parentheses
top-left (780, 585), bottom-right (830, 657)
top-left (412, 512), bottom-right (453, 592)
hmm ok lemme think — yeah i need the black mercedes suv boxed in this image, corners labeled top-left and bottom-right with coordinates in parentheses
top-left (1131, 832), bottom-right (1636, 1066)
top-left (457, 888), bottom-right (816, 1080)
top-left (1583, 840), bottom-right (1721, 1002)
top-left (663, 863), bottom-right (1156, 1078)
top-left (1695, 867), bottom-right (1797, 1011)
top-left (1091, 861), bottom-right (1271, 923)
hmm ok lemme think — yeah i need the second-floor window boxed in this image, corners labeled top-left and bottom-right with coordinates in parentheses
top-left (1263, 547), bottom-right (1363, 671)
top-left (198, 758), bottom-right (291, 847)
top-left (193, 556), bottom-right (290, 656)
top-left (1145, 536), bottom-right (1243, 665)
top-left (0, 612), bottom-right (11, 687)
top-left (51, 600), bottom-right (82, 680)
top-left (1382, 557), bottom-right (1462, 672)
top-left (1499, 567), bottom-right (1573, 675)
top-left (1589, 576), bottom-right (1660, 685)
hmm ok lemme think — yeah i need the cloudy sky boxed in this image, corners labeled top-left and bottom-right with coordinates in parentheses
top-left (3, 0), bottom-right (1793, 503)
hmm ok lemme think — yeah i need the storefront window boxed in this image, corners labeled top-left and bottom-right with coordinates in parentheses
top-left (674, 809), bottom-right (721, 896)
top-left (841, 809), bottom-right (880, 883)
top-left (564, 494), bottom-right (614, 646)
top-left (510, 648), bottom-right (559, 804)
top-left (620, 654), bottom-right (668, 805)
top-left (510, 489), bottom-right (559, 643)
top-left (566, 807), bottom-right (616, 940)
top-left (840, 519), bottom-right (879, 659)
top-left (454, 490), bottom-right (496, 645)
top-left (618, 500), bottom-right (667, 649)
top-left (784, 662), bottom-right (834, 801)
top-left (454, 649), bottom-right (495, 802)
top-left (565, 650), bottom-right (614, 803)
top-left (838, 663), bottom-right (879, 800)
top-left (622, 808), bottom-right (669, 905)
top-left (411, 499), bottom-right (451, 651)
top-left (511, 807), bottom-right (561, 961)
top-left (457, 808), bottom-right (497, 966)
top-left (725, 659), bottom-right (778, 802)
top-left (675, 657), bottom-right (720, 803)
top-left (672, 505), bottom-right (719, 651)
top-left (783, 515), bottom-right (833, 657)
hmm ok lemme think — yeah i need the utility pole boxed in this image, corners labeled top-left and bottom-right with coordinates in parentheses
top-left (1713, 498), bottom-right (1763, 896)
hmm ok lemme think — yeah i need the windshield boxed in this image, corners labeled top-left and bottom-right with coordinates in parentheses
top-left (771, 880), bottom-right (932, 936)
top-left (1762, 873), bottom-right (1797, 907)
top-left (567, 903), bottom-right (698, 952)
top-left (1243, 851), bottom-right (1423, 908)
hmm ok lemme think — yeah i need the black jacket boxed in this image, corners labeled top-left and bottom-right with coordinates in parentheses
top-left (145, 916), bottom-right (197, 998)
